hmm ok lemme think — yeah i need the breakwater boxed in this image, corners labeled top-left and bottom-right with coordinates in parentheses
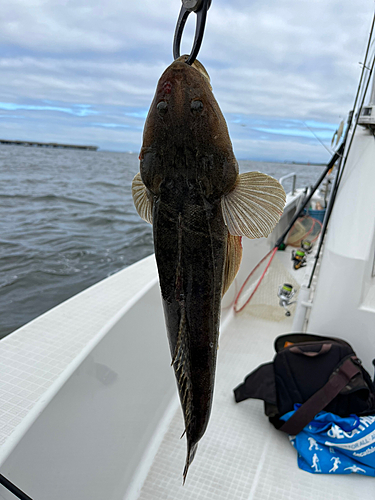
top-left (0, 139), bottom-right (98, 151)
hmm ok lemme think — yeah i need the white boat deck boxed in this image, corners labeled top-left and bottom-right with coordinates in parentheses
top-left (136, 280), bottom-right (374, 499)
top-left (0, 256), bottom-right (158, 458)
top-left (0, 237), bottom-right (373, 499)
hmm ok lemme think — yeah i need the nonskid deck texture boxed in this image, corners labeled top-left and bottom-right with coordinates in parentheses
top-left (0, 256), bottom-right (157, 452)
top-left (137, 261), bottom-right (373, 499)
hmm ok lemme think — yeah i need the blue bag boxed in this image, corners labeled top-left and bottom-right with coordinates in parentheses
top-left (281, 407), bottom-right (375, 476)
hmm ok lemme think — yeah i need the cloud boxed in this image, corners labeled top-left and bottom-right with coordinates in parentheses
top-left (0, 0), bottom-right (176, 55)
top-left (0, 57), bottom-right (164, 106)
top-left (92, 122), bottom-right (131, 129)
top-left (0, 102), bottom-right (98, 116)
top-left (0, 0), bottom-right (373, 161)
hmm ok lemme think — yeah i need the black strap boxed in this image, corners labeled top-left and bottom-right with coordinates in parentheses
top-left (233, 362), bottom-right (277, 405)
top-left (280, 357), bottom-right (361, 435)
top-left (0, 474), bottom-right (34, 500)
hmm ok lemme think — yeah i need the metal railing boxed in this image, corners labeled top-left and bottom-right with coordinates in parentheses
top-left (279, 172), bottom-right (297, 195)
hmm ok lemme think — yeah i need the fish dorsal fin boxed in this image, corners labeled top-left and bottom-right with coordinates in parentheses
top-left (132, 172), bottom-right (153, 224)
top-left (221, 172), bottom-right (286, 239)
top-left (222, 234), bottom-right (243, 297)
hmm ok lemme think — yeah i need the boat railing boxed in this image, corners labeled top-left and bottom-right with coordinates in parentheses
top-left (279, 172), bottom-right (297, 195)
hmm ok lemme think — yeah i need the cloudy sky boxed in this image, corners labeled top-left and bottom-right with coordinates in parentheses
top-left (0, 0), bottom-right (374, 162)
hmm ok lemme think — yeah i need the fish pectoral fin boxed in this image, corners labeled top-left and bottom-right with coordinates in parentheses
top-left (222, 233), bottom-right (242, 296)
top-left (221, 171), bottom-right (286, 239)
top-left (132, 172), bottom-right (153, 224)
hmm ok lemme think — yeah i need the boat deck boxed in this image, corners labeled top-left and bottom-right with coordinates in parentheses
top-left (0, 241), bottom-right (373, 499)
top-left (135, 252), bottom-right (374, 500)
top-left (0, 256), bottom-right (158, 455)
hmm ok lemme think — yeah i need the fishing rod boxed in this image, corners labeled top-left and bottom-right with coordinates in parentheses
top-left (336, 14), bottom-right (375, 188)
top-left (234, 144), bottom-right (343, 313)
top-left (173, 0), bottom-right (212, 64)
top-left (307, 13), bottom-right (375, 288)
top-left (274, 143), bottom-right (344, 249)
top-left (306, 117), bottom-right (350, 288)
top-left (280, 12), bottom-right (375, 268)
top-left (0, 474), bottom-right (34, 500)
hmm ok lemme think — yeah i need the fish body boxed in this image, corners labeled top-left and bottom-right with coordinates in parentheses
top-left (132, 56), bottom-right (286, 480)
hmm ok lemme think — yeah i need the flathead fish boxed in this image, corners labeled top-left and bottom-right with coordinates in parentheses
top-left (132, 56), bottom-right (285, 481)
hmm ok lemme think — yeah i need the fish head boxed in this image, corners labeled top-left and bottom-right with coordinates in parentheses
top-left (139, 56), bottom-right (238, 203)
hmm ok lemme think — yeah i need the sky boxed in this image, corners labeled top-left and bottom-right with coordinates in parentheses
top-left (0, 0), bottom-right (374, 162)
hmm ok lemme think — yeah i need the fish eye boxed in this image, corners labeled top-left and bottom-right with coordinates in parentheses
top-left (191, 100), bottom-right (203, 113)
top-left (157, 101), bottom-right (168, 115)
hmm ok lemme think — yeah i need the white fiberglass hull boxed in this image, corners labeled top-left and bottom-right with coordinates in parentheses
top-left (0, 173), bottom-right (374, 499)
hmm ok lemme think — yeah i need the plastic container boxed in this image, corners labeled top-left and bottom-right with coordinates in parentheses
top-left (304, 209), bottom-right (326, 223)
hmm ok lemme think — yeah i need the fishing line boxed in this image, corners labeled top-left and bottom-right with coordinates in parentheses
top-left (308, 51), bottom-right (375, 287)
top-left (353, 14), bottom-right (375, 115)
top-left (338, 35), bottom-right (375, 185)
top-left (232, 13), bottom-right (375, 312)
top-left (338, 60), bottom-right (375, 186)
top-left (302, 122), bottom-right (333, 155)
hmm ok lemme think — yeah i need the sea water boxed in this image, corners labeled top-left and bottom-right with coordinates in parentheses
top-left (0, 145), bottom-right (324, 338)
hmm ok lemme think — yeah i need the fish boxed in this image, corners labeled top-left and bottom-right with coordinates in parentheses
top-left (132, 55), bottom-right (286, 481)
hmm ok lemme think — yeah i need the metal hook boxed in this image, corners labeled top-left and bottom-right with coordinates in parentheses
top-left (173, 0), bottom-right (212, 65)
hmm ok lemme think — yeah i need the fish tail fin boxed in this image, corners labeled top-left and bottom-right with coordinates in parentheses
top-left (183, 441), bottom-right (198, 484)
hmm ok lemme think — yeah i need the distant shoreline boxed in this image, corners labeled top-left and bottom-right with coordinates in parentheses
top-left (0, 141), bottom-right (326, 165)
top-left (238, 158), bottom-right (327, 166)
top-left (283, 161), bottom-right (326, 166)
top-left (0, 139), bottom-right (98, 151)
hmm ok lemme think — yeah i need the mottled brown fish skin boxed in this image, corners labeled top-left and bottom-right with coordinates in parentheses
top-left (139, 56), bottom-right (238, 480)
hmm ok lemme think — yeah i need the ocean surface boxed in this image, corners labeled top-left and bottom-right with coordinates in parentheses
top-left (0, 145), bottom-right (325, 338)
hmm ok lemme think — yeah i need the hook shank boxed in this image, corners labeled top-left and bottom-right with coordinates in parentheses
top-left (173, 0), bottom-right (211, 65)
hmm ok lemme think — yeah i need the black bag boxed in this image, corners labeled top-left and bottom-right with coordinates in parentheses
top-left (234, 333), bottom-right (375, 435)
